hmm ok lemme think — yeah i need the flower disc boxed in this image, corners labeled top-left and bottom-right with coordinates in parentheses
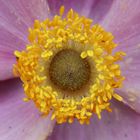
top-left (49, 49), bottom-right (90, 92)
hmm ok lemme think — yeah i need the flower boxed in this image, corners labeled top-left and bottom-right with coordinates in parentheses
top-left (0, 0), bottom-right (140, 140)
top-left (13, 6), bottom-right (125, 124)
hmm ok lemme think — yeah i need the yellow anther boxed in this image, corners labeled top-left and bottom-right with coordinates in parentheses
top-left (23, 98), bottom-right (29, 102)
top-left (113, 93), bottom-right (123, 101)
top-left (110, 64), bottom-right (119, 70)
top-left (80, 51), bottom-right (87, 58)
top-left (98, 74), bottom-right (104, 80)
top-left (59, 6), bottom-right (65, 16)
top-left (95, 48), bottom-right (103, 55)
top-left (14, 51), bottom-right (21, 58)
top-left (34, 20), bottom-right (40, 29)
top-left (87, 50), bottom-right (93, 57)
top-left (41, 51), bottom-right (53, 59)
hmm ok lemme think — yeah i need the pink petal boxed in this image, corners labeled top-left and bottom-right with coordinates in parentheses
top-left (0, 0), bottom-right (49, 80)
top-left (47, 0), bottom-right (113, 22)
top-left (101, 0), bottom-right (140, 113)
top-left (47, 0), bottom-right (94, 15)
top-left (48, 101), bottom-right (140, 140)
top-left (88, 0), bottom-right (113, 23)
top-left (0, 79), bottom-right (55, 140)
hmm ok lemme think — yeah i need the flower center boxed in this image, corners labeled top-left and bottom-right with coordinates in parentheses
top-left (49, 49), bottom-right (90, 92)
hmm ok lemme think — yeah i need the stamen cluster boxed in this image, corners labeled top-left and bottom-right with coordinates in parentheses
top-left (14, 6), bottom-right (125, 124)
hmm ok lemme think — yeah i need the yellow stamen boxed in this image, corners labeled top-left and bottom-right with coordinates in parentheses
top-left (113, 93), bottom-right (123, 101)
top-left (59, 5), bottom-right (65, 16)
top-left (13, 6), bottom-right (125, 124)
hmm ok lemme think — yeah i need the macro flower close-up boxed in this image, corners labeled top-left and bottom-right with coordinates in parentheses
top-left (0, 0), bottom-right (140, 140)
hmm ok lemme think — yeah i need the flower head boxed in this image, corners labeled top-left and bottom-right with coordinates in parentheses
top-left (14, 6), bottom-right (125, 124)
top-left (0, 0), bottom-right (140, 140)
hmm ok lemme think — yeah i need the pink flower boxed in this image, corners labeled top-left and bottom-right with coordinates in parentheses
top-left (0, 0), bottom-right (140, 140)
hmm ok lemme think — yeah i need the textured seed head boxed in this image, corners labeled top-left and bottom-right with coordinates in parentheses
top-left (49, 49), bottom-right (91, 92)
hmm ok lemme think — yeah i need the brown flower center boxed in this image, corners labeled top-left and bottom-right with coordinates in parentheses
top-left (49, 49), bottom-right (91, 92)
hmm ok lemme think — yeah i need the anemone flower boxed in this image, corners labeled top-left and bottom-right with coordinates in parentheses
top-left (0, 0), bottom-right (140, 140)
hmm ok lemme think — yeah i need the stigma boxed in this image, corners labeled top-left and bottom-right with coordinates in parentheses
top-left (13, 6), bottom-right (125, 124)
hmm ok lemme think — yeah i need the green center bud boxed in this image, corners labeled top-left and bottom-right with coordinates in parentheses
top-left (49, 49), bottom-right (91, 92)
